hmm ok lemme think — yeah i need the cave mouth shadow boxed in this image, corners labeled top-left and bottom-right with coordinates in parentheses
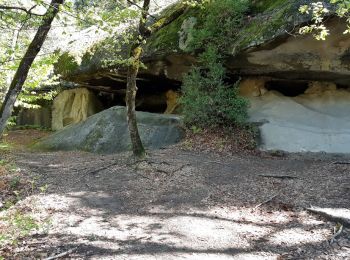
top-left (88, 75), bottom-right (182, 114)
top-left (265, 80), bottom-right (309, 97)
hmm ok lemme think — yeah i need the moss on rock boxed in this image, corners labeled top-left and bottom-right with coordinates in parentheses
top-left (55, 0), bottom-right (317, 79)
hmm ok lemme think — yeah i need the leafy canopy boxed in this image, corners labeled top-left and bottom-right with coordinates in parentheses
top-left (299, 0), bottom-right (350, 40)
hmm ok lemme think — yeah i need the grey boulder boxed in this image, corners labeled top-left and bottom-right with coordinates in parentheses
top-left (34, 106), bottom-right (184, 153)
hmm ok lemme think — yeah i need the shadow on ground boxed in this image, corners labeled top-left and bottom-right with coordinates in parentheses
top-left (4, 147), bottom-right (350, 259)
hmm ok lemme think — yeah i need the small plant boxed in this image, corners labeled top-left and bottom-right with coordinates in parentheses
top-left (191, 126), bottom-right (202, 134)
top-left (10, 124), bottom-right (51, 131)
top-left (29, 179), bottom-right (36, 193)
top-left (9, 176), bottom-right (20, 190)
top-left (0, 142), bottom-right (12, 151)
top-left (6, 116), bottom-right (17, 129)
top-left (39, 184), bottom-right (49, 193)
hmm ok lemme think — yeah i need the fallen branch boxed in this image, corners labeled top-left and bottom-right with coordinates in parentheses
top-left (58, 162), bottom-right (121, 191)
top-left (255, 194), bottom-right (279, 208)
top-left (45, 247), bottom-right (77, 260)
top-left (306, 207), bottom-right (350, 227)
top-left (172, 164), bottom-right (191, 174)
top-left (258, 174), bottom-right (298, 180)
top-left (88, 162), bottom-right (120, 175)
top-left (135, 172), bottom-right (152, 180)
top-left (332, 161), bottom-right (350, 165)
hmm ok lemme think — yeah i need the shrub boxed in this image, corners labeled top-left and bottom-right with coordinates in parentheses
top-left (180, 47), bottom-right (249, 128)
top-left (180, 0), bottom-right (250, 128)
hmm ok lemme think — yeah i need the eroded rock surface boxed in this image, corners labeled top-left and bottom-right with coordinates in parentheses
top-left (52, 88), bottom-right (102, 131)
top-left (245, 83), bottom-right (350, 153)
top-left (229, 19), bottom-right (350, 85)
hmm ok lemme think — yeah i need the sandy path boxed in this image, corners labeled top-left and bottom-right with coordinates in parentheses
top-left (2, 146), bottom-right (350, 259)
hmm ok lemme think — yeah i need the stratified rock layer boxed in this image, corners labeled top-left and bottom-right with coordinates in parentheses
top-left (35, 106), bottom-right (184, 153)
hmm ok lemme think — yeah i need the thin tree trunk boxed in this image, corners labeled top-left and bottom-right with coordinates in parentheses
top-left (125, 0), bottom-right (187, 157)
top-left (0, 0), bottom-right (64, 136)
top-left (126, 0), bottom-right (150, 158)
top-left (126, 46), bottom-right (145, 157)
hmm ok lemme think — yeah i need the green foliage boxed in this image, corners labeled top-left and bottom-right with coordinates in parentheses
top-left (0, 211), bottom-right (40, 247)
top-left (6, 116), bottom-right (17, 129)
top-left (181, 0), bottom-right (249, 128)
top-left (181, 47), bottom-right (248, 128)
top-left (250, 0), bottom-right (289, 12)
top-left (299, 0), bottom-right (350, 40)
top-left (9, 176), bottom-right (20, 190)
top-left (188, 0), bottom-right (249, 51)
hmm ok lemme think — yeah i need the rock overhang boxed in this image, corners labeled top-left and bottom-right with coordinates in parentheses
top-left (48, 0), bottom-right (350, 154)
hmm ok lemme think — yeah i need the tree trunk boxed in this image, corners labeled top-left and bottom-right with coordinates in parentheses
top-left (125, 0), bottom-right (187, 157)
top-left (125, 0), bottom-right (150, 158)
top-left (126, 46), bottom-right (145, 158)
top-left (0, 0), bottom-right (64, 136)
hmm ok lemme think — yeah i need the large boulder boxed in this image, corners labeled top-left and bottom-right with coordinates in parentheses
top-left (34, 106), bottom-right (184, 154)
top-left (52, 88), bottom-right (102, 131)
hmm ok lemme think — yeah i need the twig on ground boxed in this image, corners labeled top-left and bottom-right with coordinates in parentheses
top-left (88, 162), bottom-right (120, 175)
top-left (255, 194), bottom-right (279, 208)
top-left (44, 247), bottom-right (77, 260)
top-left (135, 173), bottom-right (152, 180)
top-left (332, 161), bottom-right (350, 165)
top-left (64, 162), bottom-right (120, 191)
top-left (172, 164), bottom-right (191, 174)
top-left (258, 174), bottom-right (298, 180)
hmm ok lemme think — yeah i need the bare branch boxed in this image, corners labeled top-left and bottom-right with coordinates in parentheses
top-left (126, 0), bottom-right (156, 19)
top-left (0, 4), bottom-right (45, 16)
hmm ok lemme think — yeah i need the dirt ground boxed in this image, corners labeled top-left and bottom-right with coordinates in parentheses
top-left (1, 130), bottom-right (350, 259)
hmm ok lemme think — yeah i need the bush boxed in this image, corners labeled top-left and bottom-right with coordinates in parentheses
top-left (180, 0), bottom-right (250, 128)
top-left (180, 47), bottom-right (249, 128)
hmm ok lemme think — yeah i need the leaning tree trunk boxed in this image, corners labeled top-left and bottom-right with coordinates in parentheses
top-left (0, 0), bottom-right (64, 136)
top-left (125, 0), bottom-right (187, 157)
top-left (125, 0), bottom-right (150, 158)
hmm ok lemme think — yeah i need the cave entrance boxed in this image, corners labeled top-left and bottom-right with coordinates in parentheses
top-left (265, 80), bottom-right (309, 97)
top-left (86, 75), bottom-right (182, 114)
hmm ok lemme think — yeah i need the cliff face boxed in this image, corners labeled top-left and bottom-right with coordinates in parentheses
top-left (49, 0), bottom-right (350, 153)
top-left (55, 0), bottom-right (350, 87)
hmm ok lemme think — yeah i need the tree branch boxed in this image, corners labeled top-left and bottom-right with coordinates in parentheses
top-left (126, 0), bottom-right (156, 19)
top-left (149, 3), bottom-right (188, 34)
top-left (0, 5), bottom-right (45, 16)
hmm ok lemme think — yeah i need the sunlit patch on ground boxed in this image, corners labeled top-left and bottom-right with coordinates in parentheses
top-left (0, 131), bottom-right (349, 259)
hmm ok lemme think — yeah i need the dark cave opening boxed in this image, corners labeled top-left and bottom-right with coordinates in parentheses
top-left (265, 80), bottom-right (309, 97)
top-left (87, 75), bottom-right (182, 113)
